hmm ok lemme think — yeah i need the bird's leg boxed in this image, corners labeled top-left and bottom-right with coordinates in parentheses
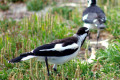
top-left (88, 32), bottom-right (91, 40)
top-left (96, 29), bottom-right (100, 49)
top-left (45, 56), bottom-right (50, 76)
top-left (53, 64), bottom-right (60, 76)
top-left (53, 64), bottom-right (57, 72)
top-left (88, 32), bottom-right (92, 52)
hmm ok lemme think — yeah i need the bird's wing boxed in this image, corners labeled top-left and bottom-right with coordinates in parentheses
top-left (97, 12), bottom-right (106, 23)
top-left (32, 39), bottom-right (79, 57)
top-left (82, 13), bottom-right (98, 23)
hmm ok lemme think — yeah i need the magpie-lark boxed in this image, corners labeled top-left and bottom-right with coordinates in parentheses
top-left (8, 27), bottom-right (89, 76)
top-left (82, 0), bottom-right (106, 49)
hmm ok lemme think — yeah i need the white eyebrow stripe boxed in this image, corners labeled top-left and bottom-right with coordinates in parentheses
top-left (39, 43), bottom-right (79, 52)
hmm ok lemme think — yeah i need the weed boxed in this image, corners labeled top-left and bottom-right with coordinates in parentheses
top-left (52, 6), bottom-right (74, 20)
top-left (0, 4), bottom-right (9, 11)
top-left (26, 0), bottom-right (49, 11)
top-left (95, 39), bottom-right (120, 79)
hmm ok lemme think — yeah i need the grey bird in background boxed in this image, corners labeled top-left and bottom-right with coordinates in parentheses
top-left (82, 0), bottom-right (106, 50)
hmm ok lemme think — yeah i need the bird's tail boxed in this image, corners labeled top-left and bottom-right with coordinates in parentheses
top-left (8, 52), bottom-right (35, 63)
top-left (93, 19), bottom-right (106, 29)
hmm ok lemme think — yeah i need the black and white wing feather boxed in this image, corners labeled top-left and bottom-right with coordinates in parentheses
top-left (32, 37), bottom-right (79, 57)
top-left (9, 37), bottom-right (79, 63)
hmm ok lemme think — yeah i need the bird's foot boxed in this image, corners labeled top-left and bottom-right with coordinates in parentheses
top-left (53, 68), bottom-right (57, 72)
top-left (53, 68), bottom-right (61, 76)
top-left (88, 46), bottom-right (92, 53)
top-left (96, 46), bottom-right (98, 49)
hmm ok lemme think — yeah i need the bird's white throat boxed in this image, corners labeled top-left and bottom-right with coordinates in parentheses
top-left (74, 33), bottom-right (87, 46)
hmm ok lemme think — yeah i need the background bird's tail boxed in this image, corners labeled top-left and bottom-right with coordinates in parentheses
top-left (93, 19), bottom-right (106, 29)
top-left (8, 52), bottom-right (35, 63)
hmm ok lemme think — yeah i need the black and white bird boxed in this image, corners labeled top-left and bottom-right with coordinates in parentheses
top-left (82, 0), bottom-right (106, 49)
top-left (8, 27), bottom-right (89, 76)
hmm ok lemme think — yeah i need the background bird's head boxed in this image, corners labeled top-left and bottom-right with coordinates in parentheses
top-left (76, 27), bottom-right (89, 36)
top-left (88, 0), bottom-right (97, 7)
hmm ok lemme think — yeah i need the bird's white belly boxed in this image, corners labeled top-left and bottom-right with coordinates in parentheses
top-left (37, 48), bottom-right (80, 64)
top-left (84, 23), bottom-right (97, 29)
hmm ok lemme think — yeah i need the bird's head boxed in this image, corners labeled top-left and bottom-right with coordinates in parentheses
top-left (87, 0), bottom-right (97, 7)
top-left (73, 27), bottom-right (89, 46)
top-left (76, 27), bottom-right (89, 36)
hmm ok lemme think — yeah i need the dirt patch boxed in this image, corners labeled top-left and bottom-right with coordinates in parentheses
top-left (90, 31), bottom-right (113, 41)
top-left (0, 3), bottom-right (29, 21)
top-left (0, 0), bottom-right (87, 21)
top-left (0, 3), bottom-right (53, 21)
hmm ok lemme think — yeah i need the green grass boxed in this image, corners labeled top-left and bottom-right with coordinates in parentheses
top-left (95, 39), bottom-right (120, 79)
top-left (98, 0), bottom-right (120, 38)
top-left (26, 0), bottom-right (49, 11)
top-left (106, 8), bottom-right (120, 38)
top-left (51, 7), bottom-right (83, 28)
top-left (52, 6), bottom-right (74, 20)
top-left (0, 0), bottom-right (120, 79)
top-left (0, 19), bottom-right (16, 32)
top-left (0, 4), bottom-right (9, 11)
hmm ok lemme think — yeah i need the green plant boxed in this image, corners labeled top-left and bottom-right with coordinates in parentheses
top-left (95, 39), bottom-right (120, 79)
top-left (0, 19), bottom-right (16, 33)
top-left (26, 0), bottom-right (49, 11)
top-left (98, 0), bottom-right (119, 7)
top-left (98, 0), bottom-right (120, 38)
top-left (52, 6), bottom-right (74, 20)
top-left (106, 9), bottom-right (120, 38)
top-left (51, 0), bottom-right (57, 6)
top-left (0, 4), bottom-right (9, 11)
